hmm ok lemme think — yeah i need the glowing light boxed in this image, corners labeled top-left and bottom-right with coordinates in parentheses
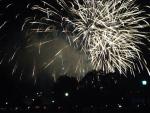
top-left (15, 107), bottom-right (19, 111)
top-left (118, 104), bottom-right (122, 108)
top-left (27, 106), bottom-right (31, 110)
top-left (52, 100), bottom-right (55, 103)
top-left (142, 80), bottom-right (147, 85)
top-left (64, 92), bottom-right (69, 97)
top-left (5, 102), bottom-right (8, 105)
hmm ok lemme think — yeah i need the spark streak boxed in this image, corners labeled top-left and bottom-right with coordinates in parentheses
top-left (0, 21), bottom-right (7, 30)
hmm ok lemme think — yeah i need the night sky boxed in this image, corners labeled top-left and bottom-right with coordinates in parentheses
top-left (0, 0), bottom-right (150, 112)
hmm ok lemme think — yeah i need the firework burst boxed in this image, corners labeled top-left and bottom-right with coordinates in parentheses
top-left (0, 0), bottom-right (150, 80)
top-left (24, 0), bottom-right (150, 76)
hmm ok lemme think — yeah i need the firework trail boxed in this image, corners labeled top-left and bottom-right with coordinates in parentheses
top-left (0, 0), bottom-right (150, 80)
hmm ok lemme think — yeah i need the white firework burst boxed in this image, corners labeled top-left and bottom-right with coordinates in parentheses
top-left (24, 0), bottom-right (150, 77)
